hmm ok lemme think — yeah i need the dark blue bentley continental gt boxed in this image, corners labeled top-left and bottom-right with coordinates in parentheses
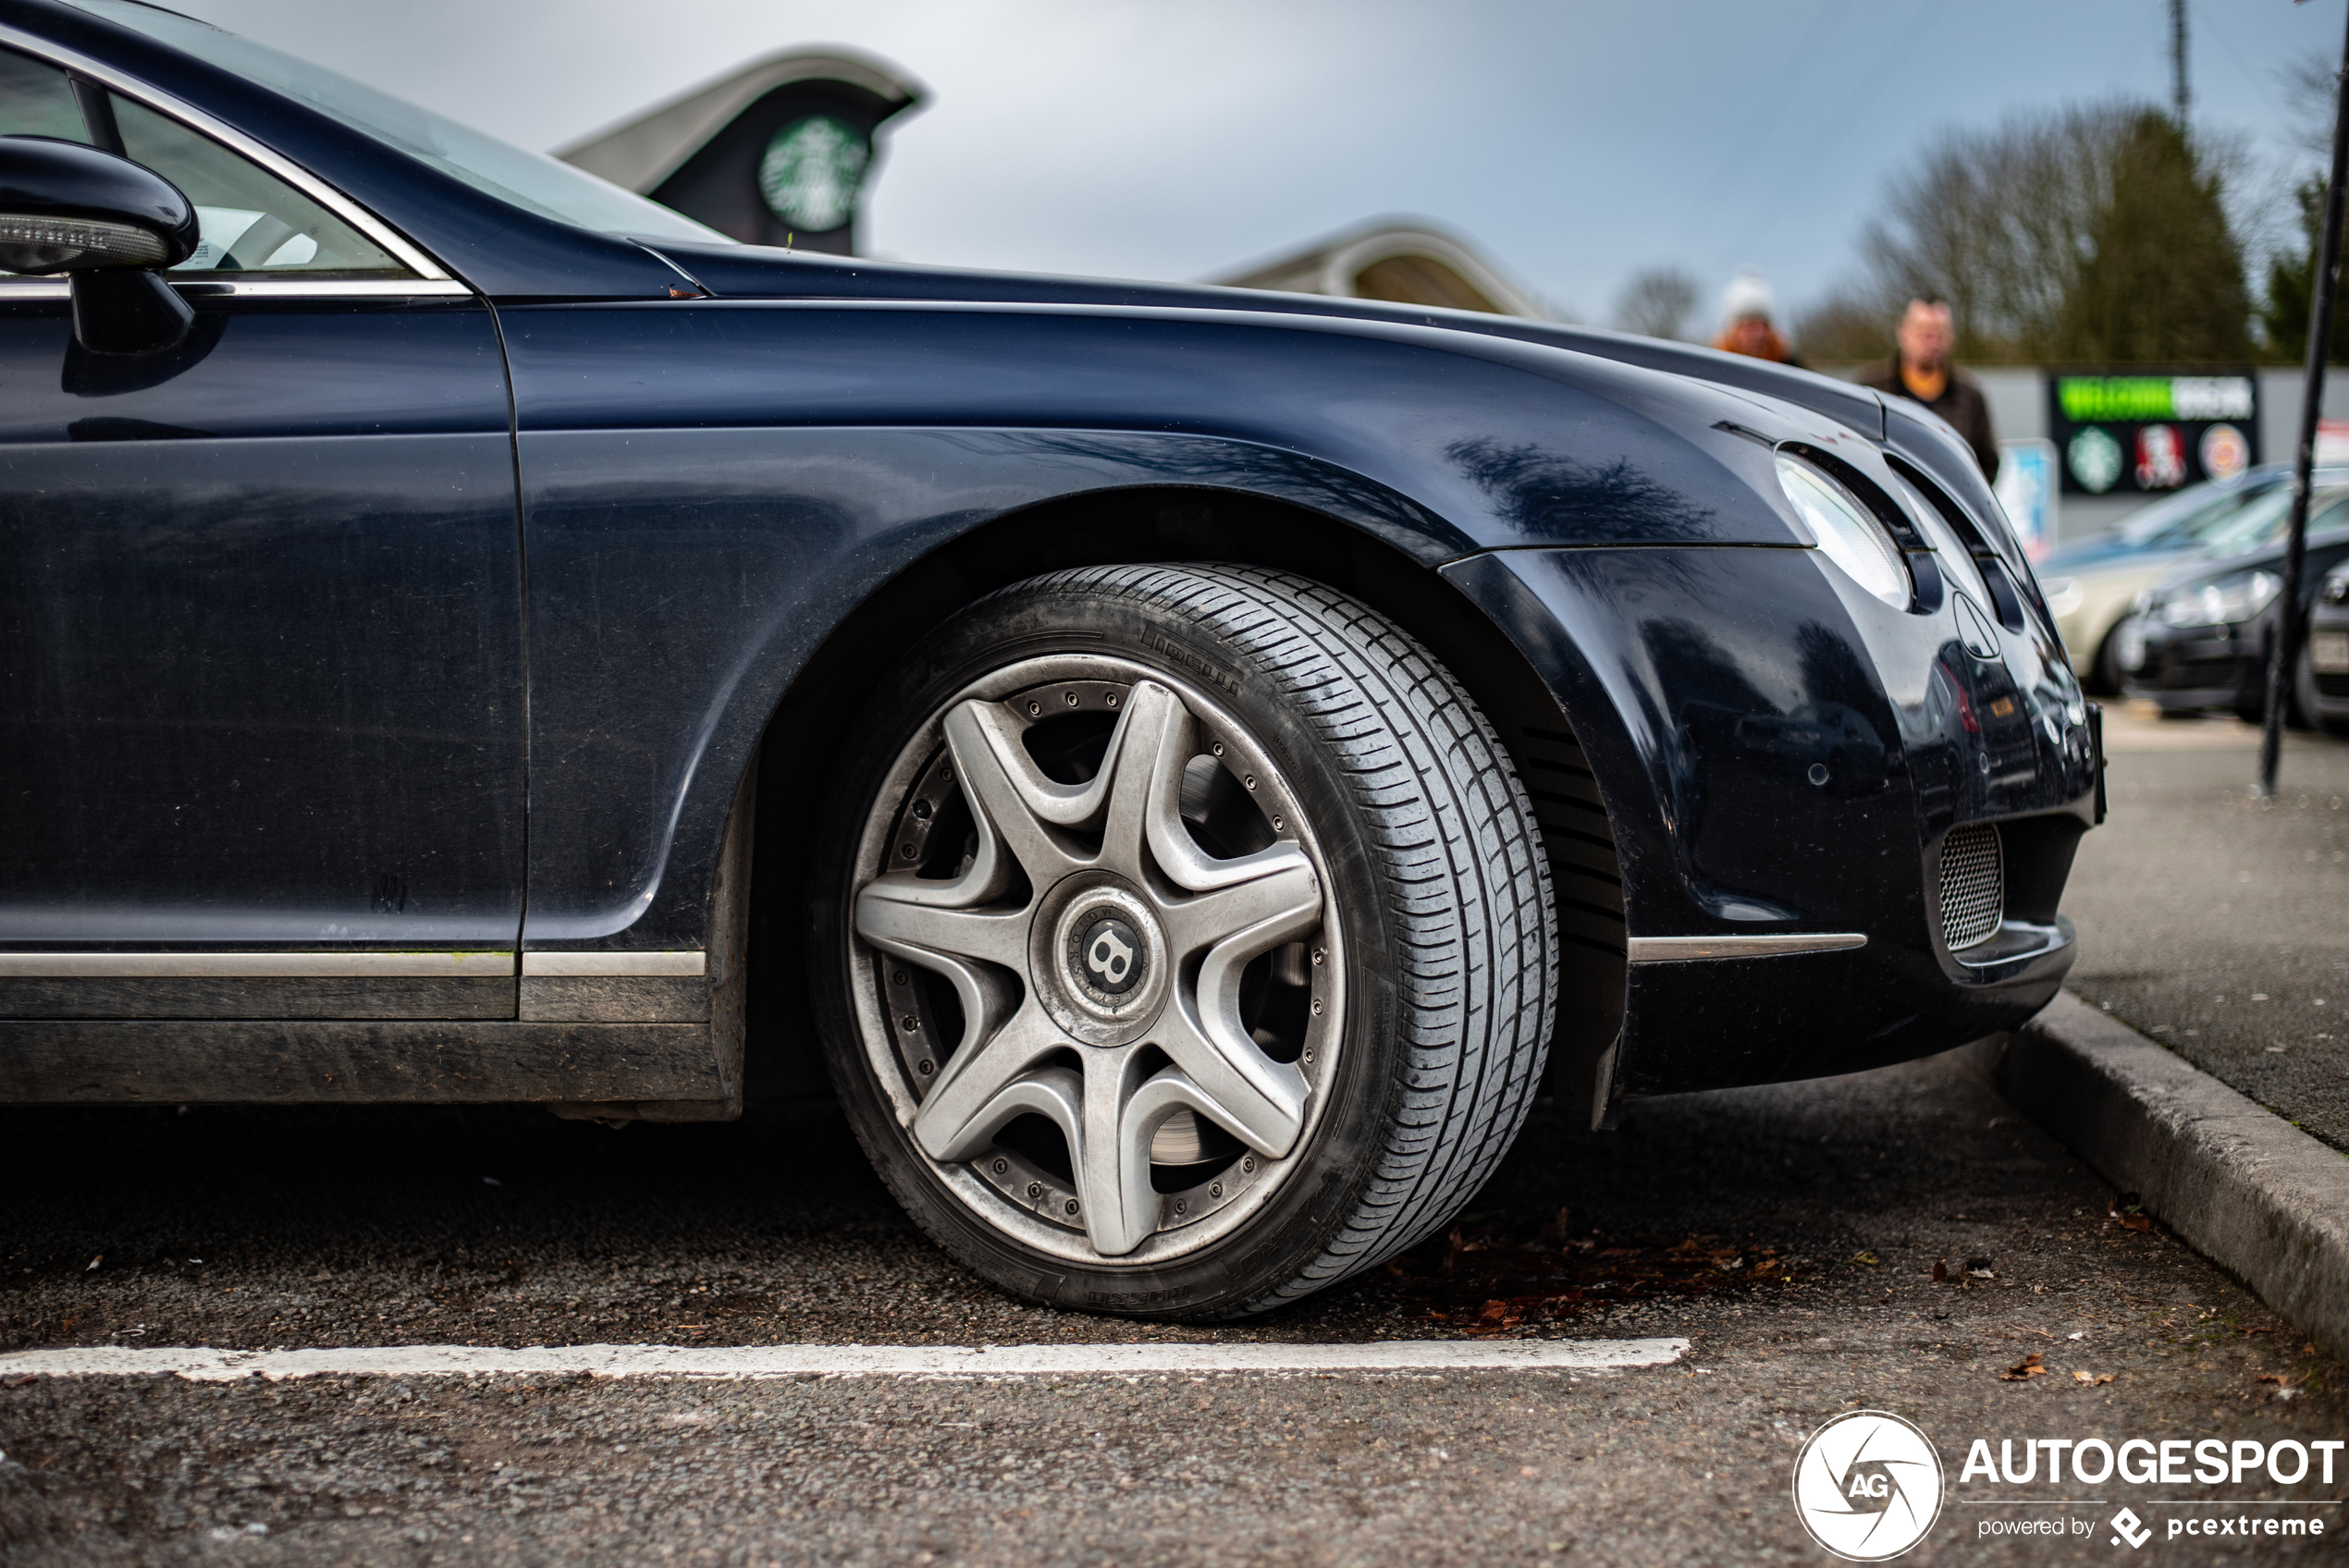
top-left (0, 0), bottom-right (2099, 1317)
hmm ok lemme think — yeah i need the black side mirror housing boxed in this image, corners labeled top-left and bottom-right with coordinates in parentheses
top-left (0, 135), bottom-right (202, 354)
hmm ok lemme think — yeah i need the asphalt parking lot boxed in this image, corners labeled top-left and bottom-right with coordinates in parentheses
top-left (2064, 705), bottom-right (2349, 1151)
top-left (6, 1029), bottom-right (2344, 1565)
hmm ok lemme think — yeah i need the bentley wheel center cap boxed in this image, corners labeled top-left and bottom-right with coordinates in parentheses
top-left (1076, 915), bottom-right (1144, 995)
top-left (1038, 880), bottom-right (1169, 1043)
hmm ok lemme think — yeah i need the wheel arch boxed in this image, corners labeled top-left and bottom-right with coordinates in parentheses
top-left (736, 483), bottom-right (1629, 1119)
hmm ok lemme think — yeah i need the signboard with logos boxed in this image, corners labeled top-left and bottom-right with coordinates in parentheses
top-left (2048, 374), bottom-right (2259, 496)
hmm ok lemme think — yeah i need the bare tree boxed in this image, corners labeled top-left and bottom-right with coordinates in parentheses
top-left (1610, 266), bottom-right (1700, 341)
top-left (1831, 99), bottom-right (2256, 363)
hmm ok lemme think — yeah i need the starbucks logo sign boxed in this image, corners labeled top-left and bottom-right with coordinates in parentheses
top-left (759, 116), bottom-right (870, 232)
top-left (2067, 426), bottom-right (2122, 494)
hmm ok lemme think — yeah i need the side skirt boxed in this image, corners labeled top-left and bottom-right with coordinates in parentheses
top-left (0, 1018), bottom-right (728, 1105)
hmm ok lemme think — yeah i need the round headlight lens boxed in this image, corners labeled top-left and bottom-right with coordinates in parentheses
top-left (1775, 452), bottom-right (1910, 607)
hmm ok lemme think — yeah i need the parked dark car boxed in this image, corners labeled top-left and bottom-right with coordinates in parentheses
top-left (2303, 562), bottom-right (2349, 737)
top-left (2036, 465), bottom-right (2346, 695)
top-left (0, 0), bottom-right (2099, 1318)
top-left (2115, 487), bottom-right (2349, 729)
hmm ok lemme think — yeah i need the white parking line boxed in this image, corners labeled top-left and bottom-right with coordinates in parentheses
top-left (0, 1338), bottom-right (1688, 1382)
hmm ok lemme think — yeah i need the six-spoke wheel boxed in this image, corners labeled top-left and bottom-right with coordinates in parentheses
top-left (812, 565), bottom-right (1556, 1318)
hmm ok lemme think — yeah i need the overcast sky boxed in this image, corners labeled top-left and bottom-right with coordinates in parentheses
top-left (162, 0), bottom-right (2345, 334)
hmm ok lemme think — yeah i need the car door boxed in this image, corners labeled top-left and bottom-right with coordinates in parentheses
top-left (0, 46), bottom-right (523, 1018)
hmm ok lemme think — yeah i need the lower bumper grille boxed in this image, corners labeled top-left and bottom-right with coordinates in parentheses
top-left (1938, 823), bottom-right (2005, 952)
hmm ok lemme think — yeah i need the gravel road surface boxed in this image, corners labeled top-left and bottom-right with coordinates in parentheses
top-left (6, 1038), bottom-right (2343, 1565)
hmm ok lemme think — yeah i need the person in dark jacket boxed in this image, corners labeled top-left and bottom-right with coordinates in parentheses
top-left (1859, 297), bottom-right (1998, 481)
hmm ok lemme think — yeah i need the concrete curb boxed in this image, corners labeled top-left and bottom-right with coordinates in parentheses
top-left (1967, 991), bottom-right (2349, 1363)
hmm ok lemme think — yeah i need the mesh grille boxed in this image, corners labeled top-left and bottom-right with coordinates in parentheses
top-left (1938, 823), bottom-right (2004, 952)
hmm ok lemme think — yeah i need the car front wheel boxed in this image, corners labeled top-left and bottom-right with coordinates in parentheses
top-left (809, 564), bottom-right (1557, 1318)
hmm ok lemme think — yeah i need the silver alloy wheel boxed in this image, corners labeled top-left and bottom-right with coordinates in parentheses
top-left (845, 655), bottom-right (1344, 1265)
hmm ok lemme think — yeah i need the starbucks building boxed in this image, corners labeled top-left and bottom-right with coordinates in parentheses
top-left (557, 49), bottom-right (925, 255)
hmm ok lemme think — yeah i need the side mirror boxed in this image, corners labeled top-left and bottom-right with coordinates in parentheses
top-left (0, 135), bottom-right (201, 355)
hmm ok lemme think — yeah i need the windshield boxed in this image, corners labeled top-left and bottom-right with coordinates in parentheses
top-left (75, 1), bottom-right (732, 245)
top-left (2193, 486), bottom-right (2349, 561)
top-left (2111, 473), bottom-right (2281, 548)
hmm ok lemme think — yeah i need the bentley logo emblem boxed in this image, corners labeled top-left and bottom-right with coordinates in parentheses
top-left (1079, 917), bottom-right (1142, 994)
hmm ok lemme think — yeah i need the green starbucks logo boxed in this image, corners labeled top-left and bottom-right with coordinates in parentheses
top-left (758, 116), bottom-right (869, 233)
top-left (2067, 426), bottom-right (2122, 494)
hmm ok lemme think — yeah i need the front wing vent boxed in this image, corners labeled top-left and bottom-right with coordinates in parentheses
top-left (1937, 822), bottom-right (2005, 952)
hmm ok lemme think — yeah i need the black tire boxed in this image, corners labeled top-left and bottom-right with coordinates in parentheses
top-left (2086, 624), bottom-right (2125, 698)
top-left (807, 564), bottom-right (1558, 1319)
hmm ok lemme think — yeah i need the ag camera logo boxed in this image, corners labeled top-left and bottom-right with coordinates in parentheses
top-left (1792, 1410), bottom-right (1945, 1561)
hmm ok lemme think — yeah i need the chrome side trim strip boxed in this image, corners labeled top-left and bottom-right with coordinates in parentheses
top-left (1625, 933), bottom-right (1867, 963)
top-left (0, 22), bottom-right (455, 283)
top-left (0, 951), bottom-right (515, 977)
top-left (0, 276), bottom-right (472, 300)
top-left (174, 278), bottom-right (473, 298)
top-left (521, 952), bottom-right (707, 977)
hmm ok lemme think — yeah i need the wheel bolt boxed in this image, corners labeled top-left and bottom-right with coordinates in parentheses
top-left (892, 971), bottom-right (907, 986)
top-left (913, 800), bottom-right (931, 819)
top-left (1311, 998), bottom-right (1323, 1014)
top-left (1105, 693), bottom-right (1119, 707)
top-left (1211, 741), bottom-right (1224, 756)
top-left (1027, 1182), bottom-right (1043, 1199)
top-left (1242, 1157), bottom-right (1256, 1174)
top-left (1271, 815), bottom-right (1284, 831)
top-left (902, 843), bottom-right (917, 858)
top-left (992, 1158), bottom-right (1008, 1175)
top-left (1173, 1199), bottom-right (1187, 1216)
top-left (901, 1014), bottom-right (918, 1031)
top-left (1303, 1047), bottom-right (1316, 1064)
top-left (916, 1059), bottom-right (934, 1075)
top-left (1243, 774), bottom-right (1257, 790)
top-left (1064, 1198), bottom-right (1080, 1216)
top-left (1312, 949), bottom-right (1324, 965)
top-left (1210, 1182), bottom-right (1223, 1198)
top-left (1064, 692), bottom-right (1078, 706)
top-left (1027, 700), bottom-right (1042, 717)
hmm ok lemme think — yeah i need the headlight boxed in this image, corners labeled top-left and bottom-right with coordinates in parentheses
top-left (1775, 452), bottom-right (1909, 606)
top-left (2153, 570), bottom-right (2280, 628)
top-left (2041, 577), bottom-right (2085, 618)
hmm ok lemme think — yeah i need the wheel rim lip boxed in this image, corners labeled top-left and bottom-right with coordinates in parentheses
top-left (846, 650), bottom-right (1347, 1269)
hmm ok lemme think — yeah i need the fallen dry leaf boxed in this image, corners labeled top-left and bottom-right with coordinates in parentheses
top-left (2072, 1371), bottom-right (2114, 1386)
top-left (2107, 1196), bottom-right (2151, 1232)
top-left (1932, 1259), bottom-right (1949, 1283)
top-left (2000, 1354), bottom-right (2048, 1382)
top-left (1849, 1251), bottom-right (1880, 1267)
top-left (1, 1373), bottom-right (37, 1389)
top-left (2257, 1374), bottom-right (2298, 1388)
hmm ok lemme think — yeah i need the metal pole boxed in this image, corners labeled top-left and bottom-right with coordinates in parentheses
top-left (2258, 2), bottom-right (2349, 797)
top-left (2170, 0), bottom-right (2190, 127)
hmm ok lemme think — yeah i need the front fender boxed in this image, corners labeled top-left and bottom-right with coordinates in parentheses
top-left (500, 298), bottom-right (1849, 953)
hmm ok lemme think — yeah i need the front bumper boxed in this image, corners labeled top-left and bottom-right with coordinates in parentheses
top-left (1444, 545), bottom-right (2097, 1096)
top-left (2114, 613), bottom-right (2261, 712)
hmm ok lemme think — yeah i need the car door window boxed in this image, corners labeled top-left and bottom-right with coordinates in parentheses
top-left (0, 47), bottom-right (83, 140)
top-left (0, 47), bottom-right (407, 275)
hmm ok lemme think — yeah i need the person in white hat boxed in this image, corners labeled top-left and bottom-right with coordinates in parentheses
top-left (1711, 268), bottom-right (1802, 366)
